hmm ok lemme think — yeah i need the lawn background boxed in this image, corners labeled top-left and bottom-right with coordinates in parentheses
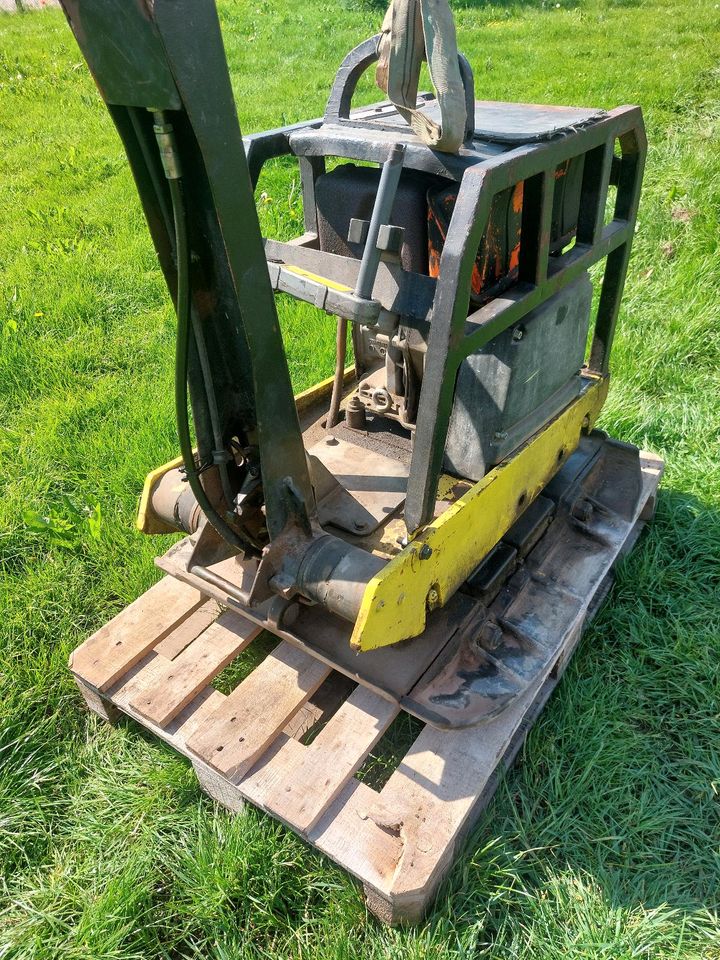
top-left (1, 1), bottom-right (719, 957)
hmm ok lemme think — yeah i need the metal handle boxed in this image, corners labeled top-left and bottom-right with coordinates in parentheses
top-left (354, 143), bottom-right (406, 301)
top-left (324, 35), bottom-right (476, 145)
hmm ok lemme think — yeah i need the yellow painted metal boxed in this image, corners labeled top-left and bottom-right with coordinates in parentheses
top-left (139, 365), bottom-right (607, 652)
top-left (294, 364), bottom-right (355, 414)
top-left (136, 455), bottom-right (183, 534)
top-left (349, 376), bottom-right (609, 652)
top-left (283, 264), bottom-right (352, 294)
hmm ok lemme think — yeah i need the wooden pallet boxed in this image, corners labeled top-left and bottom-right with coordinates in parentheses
top-left (69, 452), bottom-right (663, 925)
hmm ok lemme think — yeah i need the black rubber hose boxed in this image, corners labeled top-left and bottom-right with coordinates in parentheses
top-left (325, 317), bottom-right (347, 429)
top-left (168, 176), bottom-right (247, 552)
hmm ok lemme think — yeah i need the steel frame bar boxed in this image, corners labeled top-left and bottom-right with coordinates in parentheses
top-left (60, 0), bottom-right (321, 544)
top-left (404, 106), bottom-right (646, 530)
top-left (152, 0), bottom-right (319, 541)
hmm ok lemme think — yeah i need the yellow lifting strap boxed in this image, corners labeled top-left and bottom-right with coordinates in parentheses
top-left (376, 0), bottom-right (466, 153)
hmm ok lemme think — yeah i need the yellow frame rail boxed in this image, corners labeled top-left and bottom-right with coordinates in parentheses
top-left (350, 376), bottom-right (608, 651)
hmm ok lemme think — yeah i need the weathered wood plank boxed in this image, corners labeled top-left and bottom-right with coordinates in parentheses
top-left (309, 778), bottom-right (403, 893)
top-left (368, 690), bottom-right (535, 912)
top-left (282, 672), bottom-right (356, 742)
top-left (185, 642), bottom-right (331, 781)
top-left (70, 577), bottom-right (204, 691)
top-left (192, 759), bottom-right (245, 813)
top-left (153, 600), bottom-right (223, 660)
top-left (73, 676), bottom-right (121, 724)
top-left (69, 453), bottom-right (663, 927)
top-left (170, 689), bottom-right (227, 745)
top-left (130, 612), bottom-right (261, 727)
top-left (110, 656), bottom-right (227, 753)
top-left (110, 653), bottom-right (167, 707)
top-left (243, 685), bottom-right (398, 833)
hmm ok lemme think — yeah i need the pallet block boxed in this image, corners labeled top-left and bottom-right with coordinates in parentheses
top-left (69, 452), bottom-right (663, 924)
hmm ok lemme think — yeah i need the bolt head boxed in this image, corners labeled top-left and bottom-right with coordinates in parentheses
top-left (479, 621), bottom-right (503, 651)
top-left (419, 543), bottom-right (433, 560)
top-left (572, 499), bottom-right (594, 523)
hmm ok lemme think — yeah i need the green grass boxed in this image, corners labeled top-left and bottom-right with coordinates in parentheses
top-left (1, 0), bottom-right (719, 956)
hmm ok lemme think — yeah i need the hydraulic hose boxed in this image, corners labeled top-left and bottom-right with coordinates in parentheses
top-left (164, 148), bottom-right (248, 552)
top-left (325, 317), bottom-right (348, 429)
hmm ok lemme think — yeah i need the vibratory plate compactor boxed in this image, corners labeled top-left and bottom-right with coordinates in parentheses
top-left (64, 0), bottom-right (662, 922)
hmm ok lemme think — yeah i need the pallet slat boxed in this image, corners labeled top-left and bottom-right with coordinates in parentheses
top-left (243, 685), bottom-right (399, 833)
top-left (130, 612), bottom-right (261, 727)
top-left (69, 577), bottom-right (205, 691)
top-left (154, 600), bottom-right (223, 660)
top-left (110, 657), bottom-right (228, 753)
top-left (185, 642), bottom-right (331, 781)
top-left (371, 696), bottom-right (534, 906)
top-left (69, 451), bottom-right (663, 925)
top-left (309, 778), bottom-right (403, 891)
top-left (280, 687), bottom-right (399, 832)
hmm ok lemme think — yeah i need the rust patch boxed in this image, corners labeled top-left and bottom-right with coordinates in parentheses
top-left (512, 180), bottom-right (524, 213)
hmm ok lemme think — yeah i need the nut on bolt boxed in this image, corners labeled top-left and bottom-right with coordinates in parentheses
top-left (426, 586), bottom-right (440, 609)
top-left (419, 543), bottom-right (433, 560)
top-left (478, 621), bottom-right (503, 651)
top-left (572, 498), bottom-right (594, 523)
